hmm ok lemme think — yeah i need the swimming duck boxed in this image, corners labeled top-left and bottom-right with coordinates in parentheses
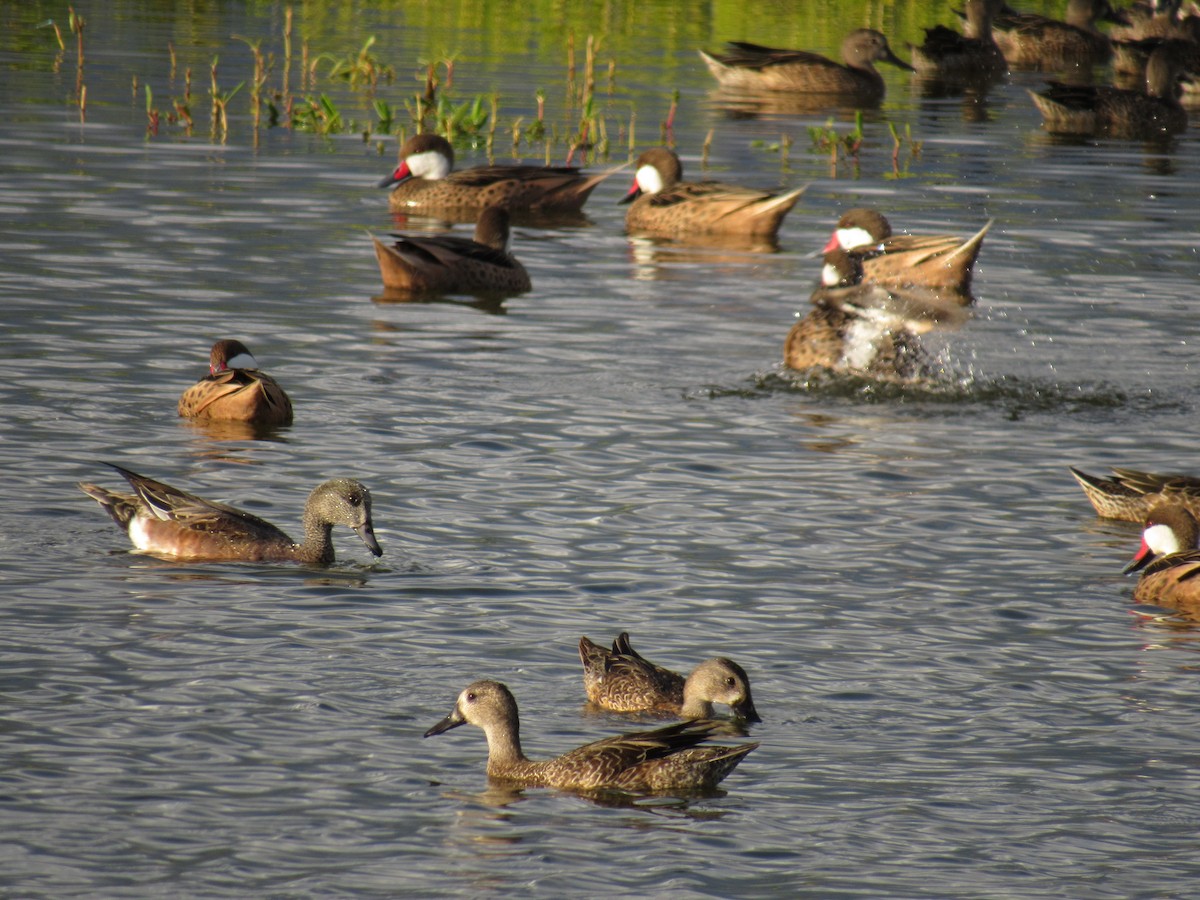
top-left (578, 632), bottom-right (761, 721)
top-left (1123, 503), bottom-right (1200, 608)
top-left (378, 133), bottom-right (618, 217)
top-left (911, 0), bottom-right (1008, 80)
top-left (177, 339), bottom-right (293, 427)
top-left (1029, 45), bottom-right (1189, 138)
top-left (371, 206), bottom-right (531, 295)
top-left (424, 679), bottom-right (757, 793)
top-left (1070, 466), bottom-right (1200, 522)
top-left (78, 463), bottom-right (382, 564)
top-left (824, 208), bottom-right (991, 293)
top-left (699, 29), bottom-right (913, 103)
top-left (990, 0), bottom-right (1129, 68)
top-left (620, 147), bottom-right (805, 238)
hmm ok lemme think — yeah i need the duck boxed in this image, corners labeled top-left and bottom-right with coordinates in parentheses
top-left (620, 147), bottom-right (805, 238)
top-left (1123, 503), bottom-right (1200, 608)
top-left (1109, 0), bottom-right (1200, 43)
top-left (990, 0), bottom-right (1130, 69)
top-left (911, 0), bottom-right (1008, 80)
top-left (78, 463), bottom-right (383, 564)
top-left (371, 206), bottom-right (531, 295)
top-left (378, 133), bottom-right (618, 217)
top-left (177, 339), bottom-right (293, 427)
top-left (783, 247), bottom-right (970, 380)
top-left (423, 679), bottom-right (757, 793)
top-left (823, 208), bottom-right (992, 293)
top-left (578, 632), bottom-right (761, 722)
top-left (698, 29), bottom-right (914, 103)
top-left (1029, 45), bottom-right (1189, 138)
top-left (1070, 465), bottom-right (1200, 522)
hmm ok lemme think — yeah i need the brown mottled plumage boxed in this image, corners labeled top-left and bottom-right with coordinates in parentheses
top-left (992, 0), bottom-right (1129, 68)
top-left (177, 340), bottom-right (293, 426)
top-left (424, 680), bottom-right (756, 793)
top-left (1070, 466), bottom-right (1200, 522)
top-left (78, 464), bottom-right (382, 564)
top-left (372, 206), bottom-right (530, 295)
top-left (1029, 45), bottom-right (1188, 138)
top-left (825, 209), bottom-right (991, 293)
top-left (1123, 503), bottom-right (1200, 610)
top-left (378, 133), bottom-right (618, 216)
top-left (578, 633), bottom-right (761, 721)
top-left (699, 30), bottom-right (913, 102)
top-left (620, 147), bottom-right (805, 238)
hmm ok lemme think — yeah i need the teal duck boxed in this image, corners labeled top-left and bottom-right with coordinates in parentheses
top-left (578, 633), bottom-right (761, 722)
top-left (698, 30), bottom-right (913, 103)
top-left (620, 147), bottom-right (805, 238)
top-left (1070, 466), bottom-right (1200, 522)
top-left (824, 208), bottom-right (992, 293)
top-left (177, 339), bottom-right (293, 427)
top-left (991, 0), bottom-right (1129, 68)
top-left (78, 464), bottom-right (382, 564)
top-left (912, 0), bottom-right (1008, 80)
top-left (371, 206), bottom-right (531, 295)
top-left (1123, 503), bottom-right (1200, 609)
top-left (1029, 45), bottom-right (1189, 137)
top-left (378, 133), bottom-right (620, 216)
top-left (424, 680), bottom-right (757, 793)
top-left (1110, 0), bottom-right (1200, 42)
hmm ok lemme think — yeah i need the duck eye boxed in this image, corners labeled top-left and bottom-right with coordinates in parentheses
top-left (465, 692), bottom-right (476, 702)
top-left (726, 677), bottom-right (737, 687)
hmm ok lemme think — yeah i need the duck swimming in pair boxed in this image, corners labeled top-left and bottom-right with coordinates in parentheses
top-left (378, 133), bottom-right (618, 217)
top-left (824, 208), bottom-right (992, 293)
top-left (578, 632), bottom-right (760, 722)
top-left (78, 464), bottom-right (382, 564)
top-left (699, 29), bottom-right (913, 104)
top-left (620, 147), bottom-right (805, 238)
top-left (1029, 45), bottom-right (1189, 138)
top-left (424, 679), bottom-right (756, 793)
top-left (177, 339), bottom-right (293, 427)
top-left (371, 206), bottom-right (531, 296)
top-left (1070, 466), bottom-right (1200, 522)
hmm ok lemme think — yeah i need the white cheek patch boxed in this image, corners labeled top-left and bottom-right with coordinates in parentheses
top-left (836, 226), bottom-right (877, 250)
top-left (224, 351), bottom-right (258, 370)
top-left (406, 149), bottom-right (451, 180)
top-left (635, 164), bottom-right (664, 196)
top-left (822, 262), bottom-right (846, 286)
top-left (1144, 522), bottom-right (1184, 555)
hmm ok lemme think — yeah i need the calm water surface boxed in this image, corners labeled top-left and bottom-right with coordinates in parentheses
top-left (2, 1), bottom-right (1200, 896)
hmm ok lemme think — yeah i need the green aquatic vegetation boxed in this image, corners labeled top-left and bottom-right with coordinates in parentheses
top-left (328, 36), bottom-right (395, 94)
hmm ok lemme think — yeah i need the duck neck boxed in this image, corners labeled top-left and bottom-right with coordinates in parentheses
top-left (296, 513), bottom-right (336, 564)
top-left (482, 718), bottom-right (529, 774)
top-left (680, 686), bottom-right (715, 719)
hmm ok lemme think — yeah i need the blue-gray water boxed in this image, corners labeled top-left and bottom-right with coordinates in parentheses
top-left (3, 2), bottom-right (1200, 896)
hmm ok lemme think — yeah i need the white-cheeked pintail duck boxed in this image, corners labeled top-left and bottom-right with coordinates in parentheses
top-left (78, 463), bottom-right (382, 564)
top-left (378, 133), bottom-right (619, 216)
top-left (371, 206), bottom-right (531, 296)
top-left (620, 147), bottom-right (805, 238)
top-left (1123, 502), bottom-right (1200, 610)
top-left (699, 29), bottom-right (913, 103)
top-left (825, 208), bottom-right (992, 293)
top-left (1029, 44), bottom-right (1189, 138)
top-left (424, 679), bottom-right (757, 793)
top-left (578, 632), bottom-right (761, 722)
top-left (177, 339), bottom-right (293, 427)
top-left (1070, 465), bottom-right (1200, 522)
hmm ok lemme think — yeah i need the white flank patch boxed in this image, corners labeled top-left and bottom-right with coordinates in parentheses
top-left (128, 516), bottom-right (159, 553)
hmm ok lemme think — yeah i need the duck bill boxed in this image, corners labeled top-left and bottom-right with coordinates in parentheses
top-left (424, 707), bottom-right (466, 737)
top-left (733, 696), bottom-right (762, 724)
top-left (619, 182), bottom-right (642, 205)
top-left (822, 230), bottom-right (840, 253)
top-left (378, 163), bottom-right (412, 189)
top-left (1123, 540), bottom-right (1155, 575)
top-left (355, 523), bottom-right (384, 557)
top-left (884, 48), bottom-right (915, 72)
